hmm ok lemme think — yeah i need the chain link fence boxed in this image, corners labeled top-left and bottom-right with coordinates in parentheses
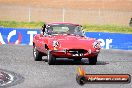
top-left (0, 5), bottom-right (132, 26)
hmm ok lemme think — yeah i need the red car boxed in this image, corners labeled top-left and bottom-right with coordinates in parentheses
top-left (33, 22), bottom-right (101, 65)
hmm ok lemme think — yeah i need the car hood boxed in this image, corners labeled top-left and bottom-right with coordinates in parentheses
top-left (48, 35), bottom-right (96, 50)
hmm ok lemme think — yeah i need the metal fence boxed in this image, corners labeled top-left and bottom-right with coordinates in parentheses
top-left (0, 5), bottom-right (132, 26)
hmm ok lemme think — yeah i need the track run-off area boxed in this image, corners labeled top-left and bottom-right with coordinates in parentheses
top-left (0, 45), bottom-right (132, 88)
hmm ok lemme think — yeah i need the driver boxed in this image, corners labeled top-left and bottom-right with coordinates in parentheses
top-left (74, 26), bottom-right (83, 36)
top-left (41, 24), bottom-right (46, 35)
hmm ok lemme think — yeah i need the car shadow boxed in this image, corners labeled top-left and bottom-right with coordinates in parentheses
top-left (43, 58), bottom-right (108, 65)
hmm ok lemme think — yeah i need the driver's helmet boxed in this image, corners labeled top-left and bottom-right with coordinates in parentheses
top-left (74, 26), bottom-right (81, 32)
top-left (74, 26), bottom-right (83, 36)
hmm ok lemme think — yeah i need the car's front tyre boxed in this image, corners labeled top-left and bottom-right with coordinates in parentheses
top-left (88, 55), bottom-right (97, 65)
top-left (47, 51), bottom-right (56, 65)
top-left (33, 46), bottom-right (42, 61)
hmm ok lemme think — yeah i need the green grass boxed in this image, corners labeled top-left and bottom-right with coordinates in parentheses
top-left (0, 21), bottom-right (44, 29)
top-left (0, 21), bottom-right (132, 34)
top-left (83, 24), bottom-right (132, 34)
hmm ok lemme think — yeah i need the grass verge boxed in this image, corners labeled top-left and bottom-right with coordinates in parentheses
top-left (0, 21), bottom-right (44, 29)
top-left (0, 21), bottom-right (132, 34)
top-left (83, 24), bottom-right (132, 34)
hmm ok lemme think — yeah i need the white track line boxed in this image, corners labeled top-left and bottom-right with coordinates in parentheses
top-left (0, 73), bottom-right (14, 86)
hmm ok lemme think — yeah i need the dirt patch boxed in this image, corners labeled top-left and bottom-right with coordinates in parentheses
top-left (0, 0), bottom-right (132, 11)
top-left (0, 0), bottom-right (132, 25)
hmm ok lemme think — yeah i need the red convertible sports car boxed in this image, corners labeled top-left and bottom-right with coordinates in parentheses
top-left (33, 22), bottom-right (101, 65)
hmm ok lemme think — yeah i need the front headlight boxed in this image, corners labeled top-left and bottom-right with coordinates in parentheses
top-left (93, 41), bottom-right (100, 48)
top-left (53, 41), bottom-right (59, 47)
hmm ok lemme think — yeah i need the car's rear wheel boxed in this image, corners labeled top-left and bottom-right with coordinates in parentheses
top-left (33, 46), bottom-right (42, 61)
top-left (88, 55), bottom-right (97, 65)
top-left (47, 51), bottom-right (56, 65)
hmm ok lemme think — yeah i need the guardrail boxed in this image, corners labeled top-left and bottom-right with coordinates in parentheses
top-left (0, 27), bottom-right (132, 50)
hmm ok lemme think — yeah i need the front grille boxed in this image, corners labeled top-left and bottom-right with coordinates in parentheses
top-left (68, 49), bottom-right (87, 54)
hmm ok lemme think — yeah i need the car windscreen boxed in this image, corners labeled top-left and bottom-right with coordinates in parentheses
top-left (46, 24), bottom-right (84, 36)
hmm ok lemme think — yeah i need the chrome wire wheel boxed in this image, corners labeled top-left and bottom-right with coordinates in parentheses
top-left (33, 46), bottom-right (42, 61)
top-left (33, 46), bottom-right (37, 58)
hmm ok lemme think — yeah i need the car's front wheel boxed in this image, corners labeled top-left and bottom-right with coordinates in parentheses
top-left (47, 51), bottom-right (56, 65)
top-left (33, 46), bottom-right (42, 61)
top-left (88, 55), bottom-right (97, 65)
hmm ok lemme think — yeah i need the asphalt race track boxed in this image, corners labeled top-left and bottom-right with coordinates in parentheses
top-left (0, 45), bottom-right (132, 88)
